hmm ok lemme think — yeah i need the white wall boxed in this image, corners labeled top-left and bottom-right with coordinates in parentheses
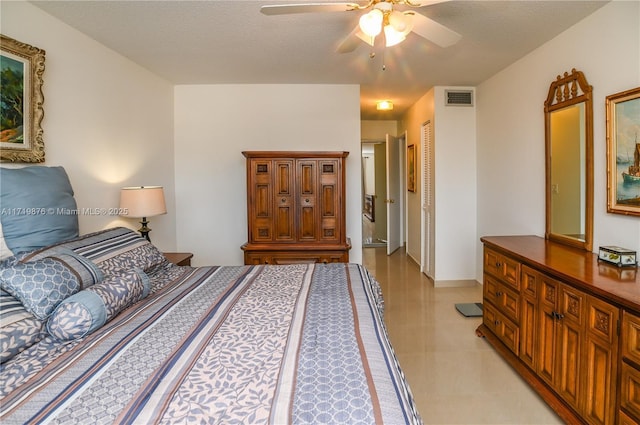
top-left (361, 120), bottom-right (398, 141)
top-left (433, 87), bottom-right (477, 282)
top-left (399, 87), bottom-right (477, 284)
top-left (174, 84), bottom-right (362, 266)
top-left (1, 1), bottom-right (177, 251)
top-left (476, 1), bottom-right (640, 281)
top-left (400, 89), bottom-right (434, 263)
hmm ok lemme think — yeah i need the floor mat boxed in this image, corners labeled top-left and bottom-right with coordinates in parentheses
top-left (455, 302), bottom-right (483, 317)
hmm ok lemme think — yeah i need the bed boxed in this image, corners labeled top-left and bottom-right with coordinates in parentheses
top-left (0, 166), bottom-right (421, 424)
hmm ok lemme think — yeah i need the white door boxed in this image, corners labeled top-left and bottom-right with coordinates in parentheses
top-left (386, 134), bottom-right (401, 254)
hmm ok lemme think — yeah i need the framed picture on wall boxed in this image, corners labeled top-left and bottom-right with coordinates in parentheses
top-left (0, 34), bottom-right (46, 163)
top-left (407, 144), bottom-right (416, 192)
top-left (606, 86), bottom-right (640, 216)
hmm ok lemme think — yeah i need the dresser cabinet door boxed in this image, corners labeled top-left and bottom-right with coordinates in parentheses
top-left (556, 284), bottom-right (585, 411)
top-left (583, 296), bottom-right (619, 425)
top-left (537, 274), bottom-right (559, 387)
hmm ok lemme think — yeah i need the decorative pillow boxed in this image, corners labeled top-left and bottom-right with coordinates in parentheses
top-left (0, 289), bottom-right (45, 362)
top-left (23, 227), bottom-right (169, 275)
top-left (0, 250), bottom-right (103, 320)
top-left (0, 166), bottom-right (79, 254)
top-left (47, 268), bottom-right (150, 342)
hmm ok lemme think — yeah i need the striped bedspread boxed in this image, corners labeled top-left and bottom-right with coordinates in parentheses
top-left (1, 263), bottom-right (421, 424)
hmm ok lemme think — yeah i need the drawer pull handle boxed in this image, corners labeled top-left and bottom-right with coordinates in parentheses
top-left (281, 198), bottom-right (286, 203)
top-left (495, 291), bottom-right (503, 297)
top-left (305, 198), bottom-right (310, 203)
top-left (494, 320), bottom-right (500, 326)
top-left (495, 262), bottom-right (502, 267)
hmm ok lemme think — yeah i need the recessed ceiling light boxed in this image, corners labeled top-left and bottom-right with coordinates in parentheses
top-left (376, 100), bottom-right (393, 111)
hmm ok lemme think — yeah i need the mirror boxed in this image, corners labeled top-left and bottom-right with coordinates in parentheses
top-left (545, 68), bottom-right (593, 251)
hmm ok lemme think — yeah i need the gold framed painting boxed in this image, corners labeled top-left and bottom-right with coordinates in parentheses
top-left (1, 35), bottom-right (46, 163)
top-left (606, 86), bottom-right (640, 216)
top-left (407, 144), bottom-right (415, 192)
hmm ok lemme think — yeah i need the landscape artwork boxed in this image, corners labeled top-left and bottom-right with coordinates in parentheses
top-left (0, 35), bottom-right (45, 163)
top-left (606, 86), bottom-right (640, 216)
top-left (1, 53), bottom-right (25, 144)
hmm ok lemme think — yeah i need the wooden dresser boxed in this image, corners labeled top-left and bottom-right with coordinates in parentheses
top-left (241, 151), bottom-right (351, 265)
top-left (477, 235), bottom-right (640, 425)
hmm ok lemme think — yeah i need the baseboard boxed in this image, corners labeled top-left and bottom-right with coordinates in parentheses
top-left (433, 279), bottom-right (480, 288)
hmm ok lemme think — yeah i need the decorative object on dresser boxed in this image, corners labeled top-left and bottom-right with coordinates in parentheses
top-left (598, 246), bottom-right (637, 268)
top-left (0, 35), bottom-right (46, 163)
top-left (476, 235), bottom-right (640, 425)
top-left (606, 86), bottom-right (640, 216)
top-left (119, 186), bottom-right (167, 241)
top-left (163, 252), bottom-right (193, 266)
top-left (241, 151), bottom-right (351, 265)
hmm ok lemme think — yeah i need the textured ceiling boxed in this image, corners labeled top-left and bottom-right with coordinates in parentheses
top-left (31, 0), bottom-right (608, 119)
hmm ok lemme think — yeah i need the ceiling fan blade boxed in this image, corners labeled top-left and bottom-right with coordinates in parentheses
top-left (409, 11), bottom-right (461, 48)
top-left (261, 3), bottom-right (361, 15)
top-left (336, 25), bottom-right (374, 53)
top-left (405, 0), bottom-right (450, 7)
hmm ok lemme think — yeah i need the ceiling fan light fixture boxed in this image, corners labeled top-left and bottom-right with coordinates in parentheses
top-left (384, 25), bottom-right (406, 47)
top-left (376, 100), bottom-right (394, 111)
top-left (359, 9), bottom-right (383, 37)
top-left (389, 10), bottom-right (409, 33)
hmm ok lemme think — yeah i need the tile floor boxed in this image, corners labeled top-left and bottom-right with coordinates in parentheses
top-left (362, 247), bottom-right (563, 425)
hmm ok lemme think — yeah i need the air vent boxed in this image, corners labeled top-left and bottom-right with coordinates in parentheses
top-left (445, 89), bottom-right (474, 106)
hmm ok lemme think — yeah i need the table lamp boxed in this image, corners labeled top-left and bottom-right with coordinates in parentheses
top-left (119, 186), bottom-right (166, 242)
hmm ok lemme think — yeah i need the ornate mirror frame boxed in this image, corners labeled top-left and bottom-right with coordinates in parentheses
top-left (544, 68), bottom-right (593, 251)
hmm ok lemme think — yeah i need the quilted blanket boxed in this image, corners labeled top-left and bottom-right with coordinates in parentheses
top-left (1, 262), bottom-right (421, 424)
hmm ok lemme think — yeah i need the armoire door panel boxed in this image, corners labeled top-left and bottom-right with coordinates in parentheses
top-left (275, 161), bottom-right (293, 195)
top-left (255, 184), bottom-right (271, 218)
top-left (299, 162), bottom-right (315, 195)
top-left (300, 206), bottom-right (316, 240)
top-left (322, 185), bottom-right (335, 216)
top-left (276, 207), bottom-right (293, 240)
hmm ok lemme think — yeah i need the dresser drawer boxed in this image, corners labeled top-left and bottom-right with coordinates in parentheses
top-left (483, 302), bottom-right (519, 355)
top-left (244, 250), bottom-right (349, 265)
top-left (484, 274), bottom-right (520, 323)
top-left (484, 247), bottom-right (521, 291)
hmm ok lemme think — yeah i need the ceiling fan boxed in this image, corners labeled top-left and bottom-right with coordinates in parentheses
top-left (260, 0), bottom-right (462, 53)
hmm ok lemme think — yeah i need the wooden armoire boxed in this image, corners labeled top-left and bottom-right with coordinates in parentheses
top-left (241, 151), bottom-right (351, 265)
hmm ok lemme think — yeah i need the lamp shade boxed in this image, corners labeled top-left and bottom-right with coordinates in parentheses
top-left (119, 186), bottom-right (167, 218)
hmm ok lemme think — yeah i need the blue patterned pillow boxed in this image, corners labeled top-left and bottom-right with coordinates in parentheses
top-left (0, 250), bottom-right (103, 320)
top-left (0, 289), bottom-right (45, 362)
top-left (23, 227), bottom-right (169, 275)
top-left (47, 268), bottom-right (150, 341)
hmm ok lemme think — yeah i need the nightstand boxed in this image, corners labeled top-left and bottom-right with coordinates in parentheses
top-left (164, 252), bottom-right (193, 266)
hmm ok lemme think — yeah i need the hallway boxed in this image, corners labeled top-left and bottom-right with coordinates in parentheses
top-left (362, 247), bottom-right (562, 424)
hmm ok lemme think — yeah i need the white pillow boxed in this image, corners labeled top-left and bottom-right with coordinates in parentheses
top-left (0, 222), bottom-right (14, 260)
